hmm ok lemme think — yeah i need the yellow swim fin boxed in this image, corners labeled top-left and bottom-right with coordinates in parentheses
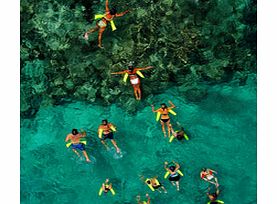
top-left (156, 112), bottom-right (161, 121)
top-left (98, 187), bottom-right (103, 196)
top-left (136, 70), bottom-right (145, 78)
top-left (123, 73), bottom-right (129, 82)
top-left (110, 188), bottom-right (116, 195)
top-left (168, 109), bottom-right (177, 115)
top-left (169, 136), bottom-right (175, 143)
top-left (164, 171), bottom-right (170, 179)
top-left (98, 129), bottom-right (103, 138)
top-left (110, 20), bottom-right (117, 31)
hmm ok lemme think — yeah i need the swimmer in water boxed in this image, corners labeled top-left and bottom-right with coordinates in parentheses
top-left (65, 129), bottom-right (91, 162)
top-left (98, 119), bottom-right (121, 153)
top-left (83, 0), bottom-right (129, 48)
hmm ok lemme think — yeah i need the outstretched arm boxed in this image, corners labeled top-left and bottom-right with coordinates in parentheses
top-left (135, 66), bottom-right (154, 71)
top-left (105, 0), bottom-right (109, 12)
top-left (115, 10), bottom-right (129, 17)
top-left (151, 105), bottom-right (159, 112)
top-left (209, 169), bottom-right (217, 174)
top-left (173, 161), bottom-right (180, 171)
top-left (146, 194), bottom-right (150, 204)
top-left (80, 129), bottom-right (86, 137)
top-left (111, 70), bottom-right (127, 75)
top-left (168, 100), bottom-right (176, 109)
top-left (65, 134), bottom-right (71, 142)
top-left (164, 161), bottom-right (169, 171)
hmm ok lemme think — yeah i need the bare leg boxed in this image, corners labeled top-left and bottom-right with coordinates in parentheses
top-left (133, 88), bottom-right (139, 100)
top-left (171, 181), bottom-right (175, 186)
top-left (111, 139), bottom-right (120, 153)
top-left (160, 121), bottom-right (166, 137)
top-left (82, 150), bottom-right (91, 162)
top-left (161, 186), bottom-right (167, 193)
top-left (176, 181), bottom-right (180, 191)
top-left (137, 88), bottom-right (142, 100)
top-left (214, 178), bottom-right (219, 187)
top-left (166, 121), bottom-right (171, 138)
top-left (84, 26), bottom-right (99, 40)
top-left (101, 140), bottom-right (110, 150)
top-left (72, 149), bottom-right (80, 157)
top-left (98, 27), bottom-right (106, 48)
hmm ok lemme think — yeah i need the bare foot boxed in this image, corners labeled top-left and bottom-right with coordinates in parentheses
top-left (83, 33), bottom-right (89, 40)
top-left (98, 44), bottom-right (104, 49)
top-left (116, 148), bottom-right (121, 154)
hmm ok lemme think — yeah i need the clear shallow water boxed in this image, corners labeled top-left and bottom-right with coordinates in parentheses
top-left (21, 77), bottom-right (256, 204)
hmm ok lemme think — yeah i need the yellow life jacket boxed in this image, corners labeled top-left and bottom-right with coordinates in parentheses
top-left (66, 138), bottom-right (87, 148)
top-left (98, 184), bottom-right (115, 196)
top-left (123, 71), bottom-right (145, 82)
top-left (95, 14), bottom-right (117, 31)
top-left (156, 109), bottom-right (177, 121)
top-left (145, 178), bottom-right (160, 191)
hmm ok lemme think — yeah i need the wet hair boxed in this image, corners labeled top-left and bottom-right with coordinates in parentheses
top-left (128, 61), bottom-right (134, 70)
top-left (202, 168), bottom-right (207, 171)
top-left (72, 129), bottom-right (78, 135)
top-left (102, 119), bottom-right (108, 124)
top-left (161, 103), bottom-right (167, 108)
top-left (180, 127), bottom-right (185, 131)
top-left (211, 193), bottom-right (218, 198)
top-left (147, 180), bottom-right (151, 184)
top-left (169, 166), bottom-right (176, 171)
top-left (110, 7), bottom-right (117, 15)
top-left (128, 66), bottom-right (134, 72)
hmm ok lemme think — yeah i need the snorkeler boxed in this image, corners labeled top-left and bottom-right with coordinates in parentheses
top-left (164, 161), bottom-right (183, 191)
top-left (151, 101), bottom-right (176, 137)
top-left (83, 0), bottom-right (129, 48)
top-left (98, 119), bottom-right (121, 153)
top-left (136, 194), bottom-right (151, 204)
top-left (99, 178), bottom-right (116, 196)
top-left (206, 187), bottom-right (224, 203)
top-left (200, 168), bottom-right (219, 187)
top-left (169, 125), bottom-right (189, 142)
top-left (142, 176), bottom-right (167, 193)
top-left (111, 61), bottom-right (153, 100)
top-left (65, 129), bottom-right (91, 162)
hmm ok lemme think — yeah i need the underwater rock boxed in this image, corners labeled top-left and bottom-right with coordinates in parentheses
top-left (74, 83), bottom-right (97, 103)
top-left (20, 0), bottom-right (256, 118)
top-left (64, 78), bottom-right (75, 90)
top-left (180, 86), bottom-right (208, 102)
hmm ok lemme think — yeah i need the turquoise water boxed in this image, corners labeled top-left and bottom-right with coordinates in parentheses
top-left (21, 76), bottom-right (256, 204)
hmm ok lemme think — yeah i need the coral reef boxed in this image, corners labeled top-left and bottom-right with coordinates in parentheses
top-left (20, 0), bottom-right (256, 117)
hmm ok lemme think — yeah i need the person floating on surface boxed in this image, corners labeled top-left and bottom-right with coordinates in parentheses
top-left (200, 168), bottom-right (219, 187)
top-left (206, 186), bottom-right (224, 204)
top-left (151, 101), bottom-right (176, 137)
top-left (83, 0), bottom-right (129, 48)
top-left (164, 161), bottom-right (183, 191)
top-left (136, 193), bottom-right (151, 204)
top-left (65, 128), bottom-right (91, 162)
top-left (142, 176), bottom-right (167, 193)
top-left (111, 61), bottom-right (153, 100)
top-left (169, 125), bottom-right (189, 142)
top-left (99, 178), bottom-right (116, 196)
top-left (98, 119), bottom-right (121, 153)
